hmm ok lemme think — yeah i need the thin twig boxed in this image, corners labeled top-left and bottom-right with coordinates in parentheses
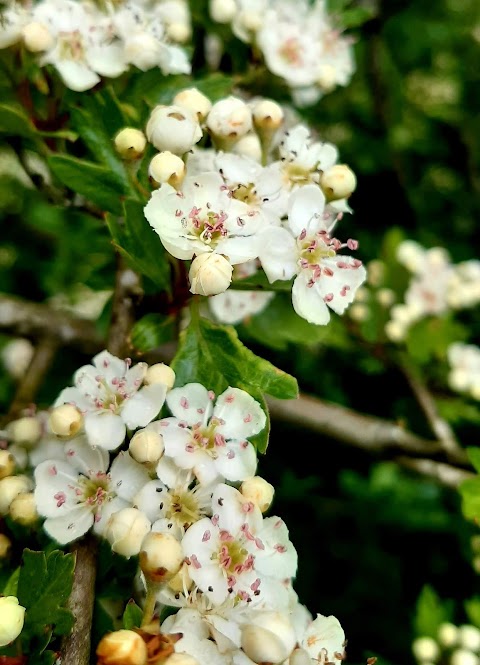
top-left (107, 257), bottom-right (142, 357)
top-left (397, 457), bottom-right (473, 489)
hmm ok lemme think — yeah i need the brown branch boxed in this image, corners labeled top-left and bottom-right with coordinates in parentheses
top-left (107, 258), bottom-right (142, 357)
top-left (397, 457), bottom-right (473, 489)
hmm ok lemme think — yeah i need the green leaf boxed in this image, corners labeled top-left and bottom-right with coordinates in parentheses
top-left (460, 477), bottom-right (480, 522)
top-left (465, 598), bottom-right (480, 629)
top-left (122, 601), bottom-right (143, 630)
top-left (467, 448), bottom-right (480, 474)
top-left (405, 317), bottom-right (468, 364)
top-left (130, 313), bottom-right (176, 352)
top-left (17, 549), bottom-right (75, 641)
top-left (339, 6), bottom-right (376, 28)
top-left (2, 567), bottom-right (20, 596)
top-left (106, 199), bottom-right (171, 290)
top-left (0, 102), bottom-right (36, 137)
top-left (436, 398), bottom-right (480, 425)
top-left (48, 154), bottom-right (126, 214)
top-left (129, 72), bottom-right (235, 108)
top-left (414, 585), bottom-right (450, 638)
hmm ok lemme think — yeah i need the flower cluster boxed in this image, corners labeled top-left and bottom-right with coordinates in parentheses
top-left (447, 343), bottom-right (480, 401)
top-left (208, 0), bottom-right (355, 107)
top-left (1, 351), bottom-right (346, 664)
top-left (142, 90), bottom-right (366, 325)
top-left (0, 0), bottom-right (191, 91)
top-left (413, 622), bottom-right (480, 665)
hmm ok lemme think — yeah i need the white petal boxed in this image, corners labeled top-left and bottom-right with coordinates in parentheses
top-left (109, 451), bottom-right (151, 501)
top-left (292, 273), bottom-right (330, 325)
top-left (134, 480), bottom-right (169, 523)
top-left (215, 235), bottom-right (260, 265)
top-left (212, 484), bottom-right (262, 535)
top-left (84, 412), bottom-right (126, 450)
top-left (321, 257), bottom-right (367, 315)
top-left (43, 506), bottom-right (94, 544)
top-left (167, 384), bottom-right (213, 425)
top-left (288, 185), bottom-right (325, 237)
top-left (64, 436), bottom-right (109, 475)
top-left (86, 43), bottom-right (126, 78)
top-left (215, 440), bottom-right (258, 482)
top-left (34, 460), bottom-right (80, 518)
top-left (214, 388), bottom-right (266, 440)
top-left (54, 60), bottom-right (100, 92)
top-left (121, 384), bottom-right (166, 429)
top-left (92, 351), bottom-right (126, 379)
top-left (257, 227), bottom-right (297, 283)
top-left (93, 496), bottom-right (128, 537)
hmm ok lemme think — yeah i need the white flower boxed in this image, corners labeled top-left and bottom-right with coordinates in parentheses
top-left (0, 2), bottom-right (29, 49)
top-left (258, 185), bottom-right (366, 324)
top-left (144, 172), bottom-right (262, 265)
top-left (448, 343), bottom-right (480, 398)
top-left (209, 290), bottom-right (274, 325)
top-left (55, 350), bottom-right (167, 450)
top-left (34, 437), bottom-right (150, 544)
top-left (299, 614), bottom-right (346, 665)
top-left (182, 484), bottom-right (297, 607)
top-left (159, 384), bottom-right (265, 485)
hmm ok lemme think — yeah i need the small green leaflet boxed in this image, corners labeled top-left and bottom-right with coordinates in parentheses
top-left (122, 601), bottom-right (143, 630)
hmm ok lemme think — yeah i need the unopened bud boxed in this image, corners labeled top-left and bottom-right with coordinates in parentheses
top-left (376, 288), bottom-right (395, 308)
top-left (174, 88), bottom-right (212, 122)
top-left (166, 22), bottom-right (191, 43)
top-left (49, 403), bottom-right (83, 438)
top-left (144, 364), bottom-right (176, 389)
top-left (146, 105), bottom-right (202, 155)
top-left (129, 429), bottom-right (164, 466)
top-left (396, 241), bottom-right (424, 273)
top-left (320, 165), bottom-right (357, 201)
top-left (207, 96), bottom-right (252, 145)
top-left (412, 637), bottom-right (440, 662)
top-left (231, 133), bottom-right (262, 162)
top-left (241, 612), bottom-right (297, 664)
top-left (0, 475), bottom-right (34, 515)
top-left (348, 303), bottom-right (369, 322)
top-left (189, 253), bottom-right (233, 296)
top-left (140, 532), bottom-right (184, 583)
top-left (7, 416), bottom-right (42, 448)
top-left (165, 654), bottom-right (199, 665)
top-left (0, 596), bottom-right (25, 647)
top-left (114, 128), bottom-right (147, 160)
top-left (149, 152), bottom-right (185, 188)
top-left (0, 533), bottom-right (12, 558)
top-left (241, 476), bottom-right (274, 512)
top-left (384, 320), bottom-right (407, 343)
top-left (317, 64), bottom-right (338, 91)
top-left (1, 338), bottom-right (34, 379)
top-left (22, 21), bottom-right (54, 52)
top-left (252, 100), bottom-right (284, 132)
top-left (97, 629), bottom-right (148, 665)
top-left (459, 625), bottom-right (480, 652)
top-left (209, 0), bottom-right (237, 23)
top-left (9, 492), bottom-right (37, 526)
top-left (105, 508), bottom-right (151, 558)
top-left (0, 450), bottom-right (15, 480)
top-left (450, 649), bottom-right (478, 665)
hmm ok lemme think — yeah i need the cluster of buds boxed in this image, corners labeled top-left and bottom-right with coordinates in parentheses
top-left (413, 623), bottom-right (480, 665)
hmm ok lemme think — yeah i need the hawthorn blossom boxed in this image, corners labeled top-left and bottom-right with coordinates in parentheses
top-left (182, 484), bottom-right (297, 607)
top-left (55, 350), bottom-right (167, 450)
top-left (159, 383), bottom-right (265, 485)
top-left (258, 185), bottom-right (366, 324)
top-left (209, 290), bottom-right (274, 325)
top-left (293, 614), bottom-right (346, 665)
top-left (34, 437), bottom-right (150, 544)
top-left (144, 172), bottom-right (263, 265)
top-left (277, 125), bottom-right (339, 190)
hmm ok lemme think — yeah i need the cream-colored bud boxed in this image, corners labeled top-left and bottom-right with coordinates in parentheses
top-left (0, 475), bottom-right (34, 515)
top-left (207, 96), bottom-right (253, 143)
top-left (22, 21), bottom-right (54, 52)
top-left (149, 151), bottom-right (185, 188)
top-left (348, 303), bottom-right (369, 322)
top-left (320, 164), bottom-right (357, 201)
top-left (49, 404), bottom-right (83, 438)
top-left (0, 450), bottom-right (15, 480)
top-left (241, 476), bottom-right (274, 512)
top-left (384, 320), bottom-right (407, 343)
top-left (97, 629), bottom-right (148, 665)
top-left (209, 0), bottom-right (237, 23)
top-left (252, 100), bottom-right (284, 131)
top-left (174, 88), bottom-right (212, 122)
top-left (231, 133), bottom-right (262, 162)
top-left (367, 259), bottom-right (385, 287)
top-left (7, 416), bottom-right (42, 448)
top-left (237, 9), bottom-right (263, 33)
top-left (0, 533), bottom-right (12, 558)
top-left (354, 286), bottom-right (370, 303)
top-left (396, 240), bottom-right (424, 273)
top-left (144, 363), bottom-right (176, 389)
top-left (459, 625), bottom-right (480, 651)
top-left (146, 105), bottom-right (202, 155)
top-left (189, 253), bottom-right (233, 296)
top-left (438, 622), bottom-right (458, 647)
top-left (1, 338), bottom-right (34, 379)
top-left (0, 596), bottom-right (25, 647)
top-left (140, 532), bottom-right (184, 583)
top-left (129, 429), bottom-right (164, 466)
top-left (450, 649), bottom-right (478, 665)
top-left (317, 64), bottom-right (338, 91)
top-left (241, 612), bottom-right (297, 664)
top-left (114, 128), bottom-right (147, 160)
top-left (412, 637), bottom-right (440, 662)
top-left (9, 492), bottom-right (37, 526)
top-left (376, 288), bottom-right (396, 308)
top-left (105, 508), bottom-right (151, 558)
top-left (166, 22), bottom-right (191, 44)
top-left (165, 654), bottom-right (199, 665)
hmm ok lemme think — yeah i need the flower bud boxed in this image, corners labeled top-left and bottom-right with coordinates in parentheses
top-left (396, 241), bottom-right (424, 273)
top-left (146, 105), bottom-right (202, 155)
top-left (1, 338), bottom-right (34, 379)
top-left (140, 532), bottom-right (184, 583)
top-left (129, 429), bottom-right (164, 466)
top-left (320, 165), bottom-right (357, 201)
top-left (241, 612), bottom-right (297, 664)
top-left (0, 596), bottom-right (26, 647)
top-left (105, 508), bottom-right (151, 558)
top-left (0, 450), bottom-right (15, 480)
top-left (144, 363), bottom-right (176, 389)
top-left (97, 629), bottom-right (148, 665)
top-left (114, 128), bottom-right (147, 160)
top-left (231, 133), bottom-right (262, 162)
top-left (189, 253), bottom-right (233, 296)
top-left (459, 625), bottom-right (480, 652)
top-left (367, 259), bottom-right (385, 287)
top-left (0, 475), bottom-right (34, 515)
top-left (7, 416), bottom-right (42, 448)
top-left (149, 152), bottom-right (185, 188)
top-left (165, 654), bottom-right (199, 665)
top-left (207, 96), bottom-right (252, 144)
top-left (22, 21), bottom-right (54, 52)
top-left (209, 0), bottom-right (237, 24)
top-left (317, 64), bottom-right (338, 92)
top-left (241, 476), bottom-right (274, 512)
top-left (174, 88), bottom-right (212, 122)
top-left (450, 649), bottom-right (479, 665)
top-left (376, 288), bottom-right (395, 308)
top-left (49, 403), bottom-right (83, 438)
top-left (348, 303), bottom-right (369, 322)
top-left (166, 22), bottom-right (191, 44)
top-left (384, 320), bottom-right (407, 343)
top-left (9, 492), bottom-right (37, 526)
top-left (252, 100), bottom-right (284, 132)
top-left (0, 533), bottom-right (12, 559)
top-left (412, 637), bottom-right (440, 662)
